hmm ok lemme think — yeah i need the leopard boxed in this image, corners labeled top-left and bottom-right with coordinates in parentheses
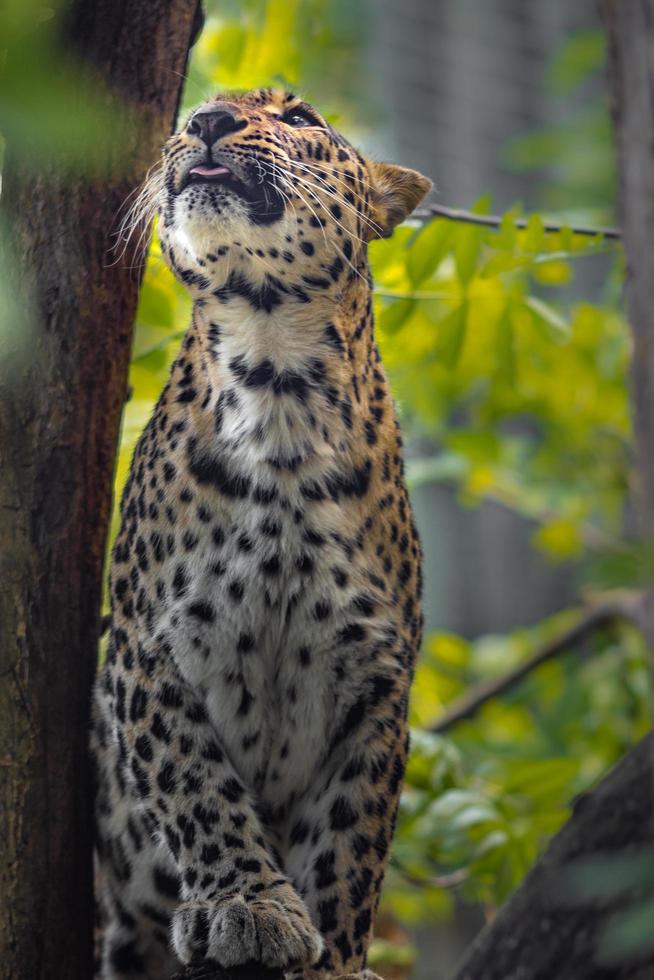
top-left (92, 87), bottom-right (431, 980)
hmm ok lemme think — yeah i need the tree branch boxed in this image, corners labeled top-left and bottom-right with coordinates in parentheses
top-left (412, 202), bottom-right (622, 240)
top-left (430, 599), bottom-right (640, 735)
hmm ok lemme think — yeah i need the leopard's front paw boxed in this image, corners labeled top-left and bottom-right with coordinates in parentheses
top-left (335, 972), bottom-right (384, 980)
top-left (293, 971), bottom-right (384, 980)
top-left (172, 892), bottom-right (323, 970)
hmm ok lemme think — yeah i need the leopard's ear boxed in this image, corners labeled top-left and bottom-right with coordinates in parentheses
top-left (368, 162), bottom-right (432, 239)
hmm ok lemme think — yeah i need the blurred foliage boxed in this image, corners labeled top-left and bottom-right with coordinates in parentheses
top-left (180, 0), bottom-right (370, 123)
top-left (584, 537), bottom-right (654, 591)
top-left (505, 31), bottom-right (615, 224)
top-left (388, 613), bottom-right (650, 920)
top-left (371, 209), bottom-right (629, 558)
top-left (2, 0), bottom-right (650, 973)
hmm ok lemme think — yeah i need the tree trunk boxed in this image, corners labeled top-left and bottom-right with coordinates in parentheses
top-left (449, 733), bottom-right (654, 980)
top-left (602, 0), bottom-right (654, 650)
top-left (0, 3), bottom-right (201, 978)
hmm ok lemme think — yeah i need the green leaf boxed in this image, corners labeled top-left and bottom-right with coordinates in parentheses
top-left (368, 938), bottom-right (417, 968)
top-left (548, 32), bottom-right (606, 94)
top-left (495, 304), bottom-right (516, 385)
top-left (435, 301), bottom-right (468, 367)
top-left (500, 757), bottom-right (578, 799)
top-left (454, 226), bottom-right (482, 286)
top-left (471, 194), bottom-right (493, 215)
top-left (533, 518), bottom-right (583, 560)
top-left (426, 789), bottom-right (486, 823)
top-left (525, 295), bottom-right (569, 340)
top-left (473, 830), bottom-right (509, 859)
top-left (533, 259), bottom-right (572, 286)
top-left (406, 454), bottom-right (468, 487)
top-left (523, 214), bottom-right (545, 253)
top-left (136, 278), bottom-right (175, 330)
top-left (211, 23), bottom-right (248, 75)
top-left (132, 328), bottom-right (185, 363)
top-left (451, 804), bottom-right (499, 831)
top-left (378, 298), bottom-right (416, 335)
top-left (406, 219), bottom-right (452, 286)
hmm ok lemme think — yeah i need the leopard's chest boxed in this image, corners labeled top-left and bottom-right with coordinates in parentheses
top-left (127, 309), bottom-right (390, 814)
top-left (149, 469), bottom-right (370, 813)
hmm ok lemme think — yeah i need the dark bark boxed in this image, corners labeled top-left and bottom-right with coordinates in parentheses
top-left (450, 733), bottom-right (654, 980)
top-left (0, 2), bottom-right (200, 978)
top-left (602, 0), bottom-right (654, 648)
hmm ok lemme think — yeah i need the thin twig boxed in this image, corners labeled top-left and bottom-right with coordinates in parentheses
top-left (412, 203), bottom-right (622, 240)
top-left (430, 598), bottom-right (641, 735)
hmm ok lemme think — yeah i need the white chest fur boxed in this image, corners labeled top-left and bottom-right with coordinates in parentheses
top-left (151, 297), bottom-right (379, 817)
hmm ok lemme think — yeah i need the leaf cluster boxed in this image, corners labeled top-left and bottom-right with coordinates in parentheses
top-left (386, 614), bottom-right (650, 921)
top-left (373, 205), bottom-right (628, 560)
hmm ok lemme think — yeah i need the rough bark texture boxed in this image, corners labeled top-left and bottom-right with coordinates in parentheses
top-left (602, 0), bottom-right (654, 648)
top-left (0, 3), bottom-right (201, 978)
top-left (450, 733), bottom-right (654, 980)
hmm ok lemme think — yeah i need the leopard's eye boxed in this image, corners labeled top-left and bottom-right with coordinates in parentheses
top-left (283, 109), bottom-right (319, 128)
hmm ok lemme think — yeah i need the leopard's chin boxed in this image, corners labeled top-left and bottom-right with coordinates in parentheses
top-left (175, 166), bottom-right (286, 226)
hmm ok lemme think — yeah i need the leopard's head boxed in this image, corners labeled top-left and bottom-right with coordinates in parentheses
top-left (137, 89), bottom-right (431, 299)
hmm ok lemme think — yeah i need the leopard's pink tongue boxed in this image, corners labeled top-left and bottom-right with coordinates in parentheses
top-left (189, 165), bottom-right (231, 178)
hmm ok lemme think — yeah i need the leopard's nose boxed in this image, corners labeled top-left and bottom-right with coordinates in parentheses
top-left (187, 106), bottom-right (246, 147)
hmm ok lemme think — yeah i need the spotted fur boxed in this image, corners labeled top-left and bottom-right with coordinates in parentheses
top-left (93, 88), bottom-right (431, 980)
